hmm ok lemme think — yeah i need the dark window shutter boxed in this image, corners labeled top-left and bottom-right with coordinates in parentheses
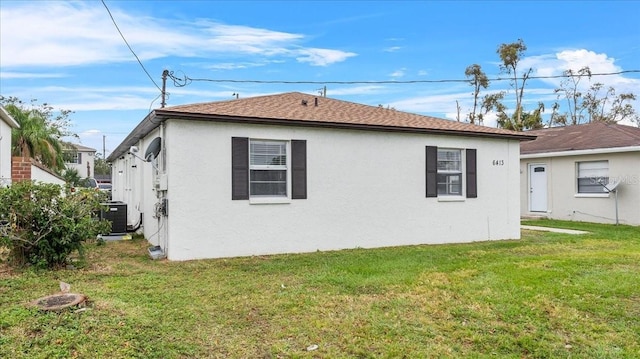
top-left (426, 146), bottom-right (437, 197)
top-left (77, 153), bottom-right (82, 164)
top-left (466, 148), bottom-right (477, 198)
top-left (231, 137), bottom-right (249, 200)
top-left (291, 140), bottom-right (307, 199)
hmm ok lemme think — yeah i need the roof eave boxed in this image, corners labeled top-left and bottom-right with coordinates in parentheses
top-left (0, 105), bottom-right (20, 128)
top-left (106, 111), bottom-right (162, 162)
top-left (153, 110), bottom-right (537, 141)
top-left (521, 145), bottom-right (640, 159)
top-left (108, 109), bottom-right (535, 161)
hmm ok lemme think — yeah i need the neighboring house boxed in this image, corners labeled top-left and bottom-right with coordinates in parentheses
top-left (64, 144), bottom-right (96, 178)
top-left (107, 92), bottom-right (535, 261)
top-left (520, 122), bottom-right (640, 226)
top-left (0, 105), bottom-right (20, 187)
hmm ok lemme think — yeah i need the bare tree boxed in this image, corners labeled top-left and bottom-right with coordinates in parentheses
top-left (497, 39), bottom-right (534, 130)
top-left (464, 64), bottom-right (489, 124)
top-left (583, 83), bottom-right (639, 124)
top-left (551, 67), bottom-right (592, 126)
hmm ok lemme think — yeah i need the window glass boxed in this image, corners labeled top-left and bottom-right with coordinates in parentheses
top-left (577, 161), bottom-right (608, 193)
top-left (249, 140), bottom-right (287, 197)
top-left (437, 149), bottom-right (462, 195)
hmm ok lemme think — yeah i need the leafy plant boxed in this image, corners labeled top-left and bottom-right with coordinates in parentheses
top-left (0, 181), bottom-right (111, 269)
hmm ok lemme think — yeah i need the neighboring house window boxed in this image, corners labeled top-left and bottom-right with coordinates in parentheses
top-left (426, 146), bottom-right (477, 198)
top-left (577, 160), bottom-right (608, 193)
top-left (64, 152), bottom-right (82, 164)
top-left (232, 137), bottom-right (307, 200)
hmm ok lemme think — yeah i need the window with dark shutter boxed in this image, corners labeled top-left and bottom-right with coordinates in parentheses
top-left (425, 146), bottom-right (437, 197)
top-left (231, 137), bottom-right (249, 200)
top-left (291, 140), bottom-right (307, 199)
top-left (427, 146), bottom-right (478, 198)
top-left (466, 148), bottom-right (477, 198)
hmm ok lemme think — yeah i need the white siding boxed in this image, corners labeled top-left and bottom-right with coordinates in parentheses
top-left (31, 165), bottom-right (66, 186)
top-left (158, 120), bottom-right (521, 260)
top-left (65, 150), bottom-right (96, 178)
top-left (110, 129), bottom-right (164, 241)
top-left (0, 117), bottom-right (12, 186)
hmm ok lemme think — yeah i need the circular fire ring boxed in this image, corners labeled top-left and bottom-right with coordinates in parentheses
top-left (31, 293), bottom-right (87, 311)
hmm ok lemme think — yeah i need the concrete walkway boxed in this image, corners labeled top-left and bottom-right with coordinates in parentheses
top-left (521, 225), bottom-right (589, 235)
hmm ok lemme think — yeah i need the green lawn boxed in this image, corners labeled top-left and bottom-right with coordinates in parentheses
top-left (1, 220), bottom-right (639, 358)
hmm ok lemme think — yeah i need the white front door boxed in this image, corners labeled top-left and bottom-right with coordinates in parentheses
top-left (529, 164), bottom-right (547, 212)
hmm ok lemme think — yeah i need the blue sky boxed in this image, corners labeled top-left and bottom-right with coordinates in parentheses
top-left (1, 0), bottom-right (639, 156)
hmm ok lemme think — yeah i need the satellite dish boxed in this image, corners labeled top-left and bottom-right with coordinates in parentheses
top-left (604, 179), bottom-right (621, 193)
top-left (144, 137), bottom-right (162, 162)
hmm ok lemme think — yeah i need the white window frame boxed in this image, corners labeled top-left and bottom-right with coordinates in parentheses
top-left (65, 152), bottom-right (81, 164)
top-left (576, 160), bottom-right (609, 195)
top-left (437, 148), bottom-right (464, 198)
top-left (249, 139), bottom-right (290, 203)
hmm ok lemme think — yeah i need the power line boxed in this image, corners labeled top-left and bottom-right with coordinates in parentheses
top-left (101, 0), bottom-right (161, 92)
top-left (167, 70), bottom-right (640, 86)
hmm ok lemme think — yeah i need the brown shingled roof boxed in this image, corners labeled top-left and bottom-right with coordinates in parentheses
top-left (521, 122), bottom-right (640, 155)
top-left (155, 92), bottom-right (533, 139)
top-left (107, 92), bottom-right (535, 162)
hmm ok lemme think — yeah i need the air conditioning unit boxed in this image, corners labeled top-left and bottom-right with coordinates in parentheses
top-left (100, 201), bottom-right (128, 234)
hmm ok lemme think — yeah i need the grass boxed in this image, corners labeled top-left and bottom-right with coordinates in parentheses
top-left (1, 220), bottom-right (639, 358)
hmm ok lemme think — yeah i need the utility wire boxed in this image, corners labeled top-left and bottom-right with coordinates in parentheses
top-left (101, 0), bottom-right (161, 92)
top-left (167, 70), bottom-right (640, 87)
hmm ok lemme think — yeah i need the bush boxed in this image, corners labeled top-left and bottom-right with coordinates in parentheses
top-left (0, 181), bottom-right (111, 269)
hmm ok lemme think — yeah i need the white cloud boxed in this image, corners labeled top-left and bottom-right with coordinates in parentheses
top-left (384, 46), bottom-right (402, 52)
top-left (389, 68), bottom-right (406, 78)
top-left (206, 62), bottom-right (266, 70)
top-left (0, 71), bottom-right (67, 79)
top-left (525, 49), bottom-right (640, 93)
top-left (295, 48), bottom-right (357, 66)
top-left (0, 2), bottom-right (357, 68)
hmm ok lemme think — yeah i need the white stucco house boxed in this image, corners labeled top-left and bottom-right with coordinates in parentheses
top-left (0, 105), bottom-right (20, 187)
top-left (520, 122), bottom-right (640, 225)
top-left (107, 92), bottom-right (535, 261)
top-left (64, 143), bottom-right (96, 179)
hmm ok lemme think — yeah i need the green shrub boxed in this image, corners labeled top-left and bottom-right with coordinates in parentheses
top-left (0, 181), bottom-right (111, 269)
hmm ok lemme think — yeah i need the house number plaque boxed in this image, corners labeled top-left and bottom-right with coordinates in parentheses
top-left (492, 160), bottom-right (505, 166)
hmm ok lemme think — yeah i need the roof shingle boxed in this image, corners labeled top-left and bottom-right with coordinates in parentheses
top-left (521, 122), bottom-right (640, 154)
top-left (108, 92), bottom-right (534, 161)
top-left (156, 92), bottom-right (533, 139)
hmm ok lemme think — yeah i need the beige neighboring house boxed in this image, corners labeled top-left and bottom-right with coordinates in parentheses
top-left (108, 92), bottom-right (535, 261)
top-left (65, 144), bottom-right (96, 178)
top-left (1, 105), bottom-right (20, 187)
top-left (520, 122), bottom-right (640, 226)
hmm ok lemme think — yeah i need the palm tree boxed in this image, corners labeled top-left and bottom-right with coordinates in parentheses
top-left (5, 103), bottom-right (66, 172)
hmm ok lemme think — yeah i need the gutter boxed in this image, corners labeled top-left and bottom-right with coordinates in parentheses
top-left (521, 146), bottom-right (640, 159)
top-left (106, 111), bottom-right (163, 162)
top-left (0, 106), bottom-right (20, 128)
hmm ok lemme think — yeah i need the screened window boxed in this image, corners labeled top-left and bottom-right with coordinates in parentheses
top-left (249, 140), bottom-right (287, 197)
top-left (577, 161), bottom-right (608, 193)
top-left (437, 149), bottom-right (462, 195)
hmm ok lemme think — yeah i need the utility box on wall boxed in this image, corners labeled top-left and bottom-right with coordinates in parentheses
top-left (100, 201), bottom-right (127, 234)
